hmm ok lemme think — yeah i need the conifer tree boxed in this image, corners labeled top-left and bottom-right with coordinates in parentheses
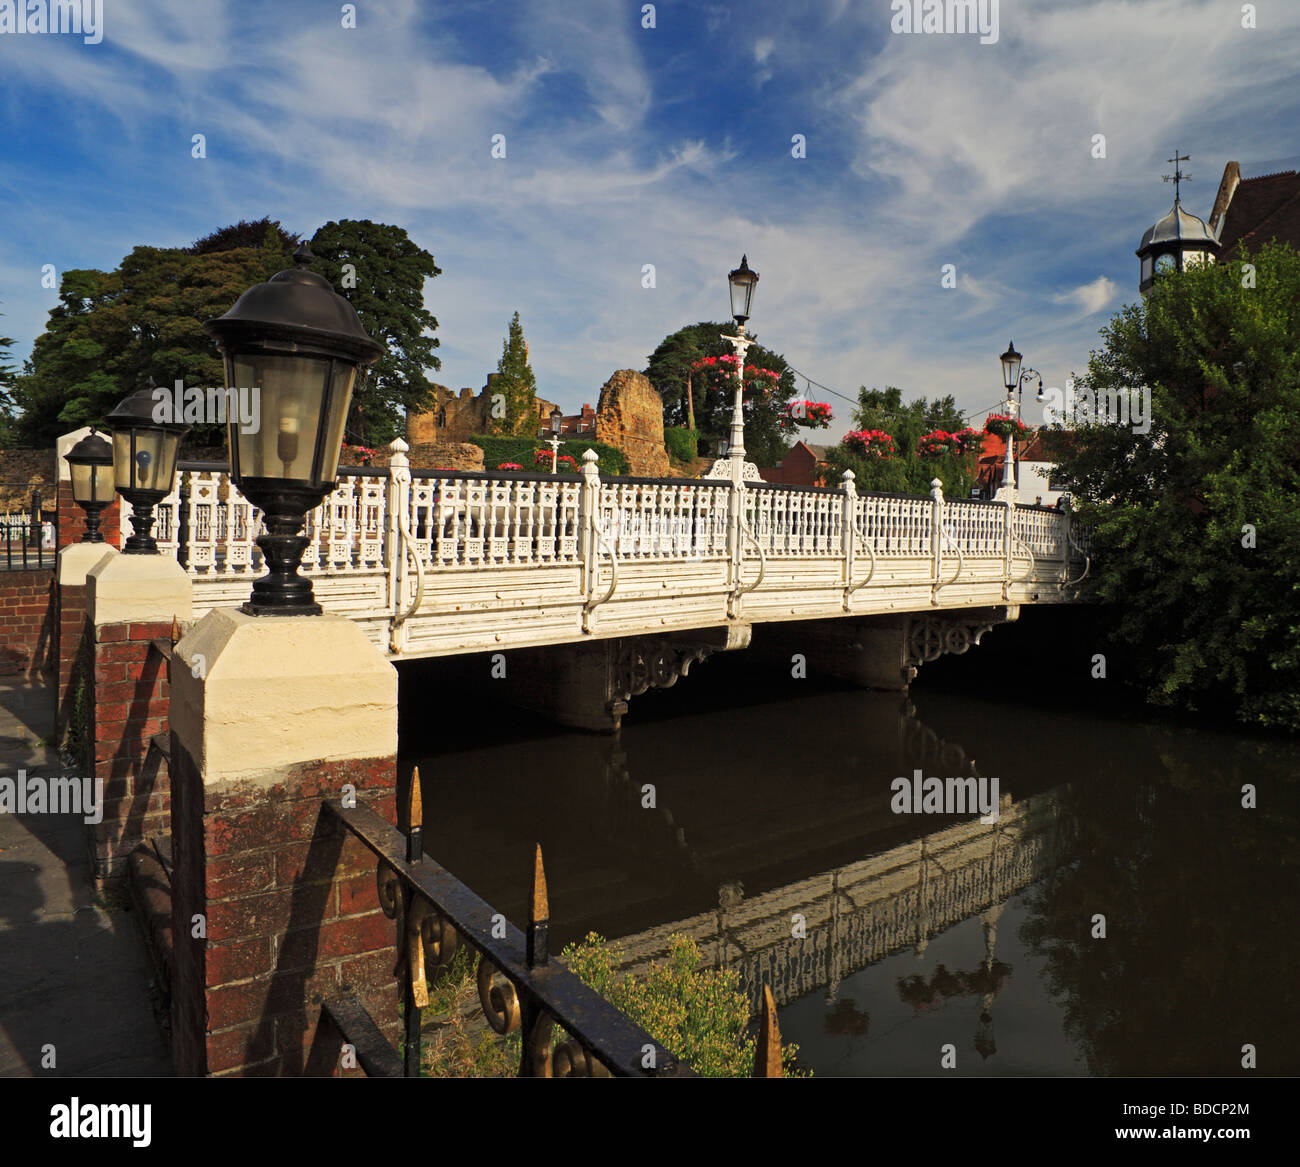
top-left (490, 311), bottom-right (539, 436)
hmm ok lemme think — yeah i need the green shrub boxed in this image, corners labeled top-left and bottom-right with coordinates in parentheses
top-left (560, 932), bottom-right (806, 1077)
top-left (663, 426), bottom-right (699, 465)
top-left (418, 931), bottom-right (805, 1076)
top-left (466, 434), bottom-right (629, 477)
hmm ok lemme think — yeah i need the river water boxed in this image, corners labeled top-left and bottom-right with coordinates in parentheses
top-left (400, 643), bottom-right (1300, 1077)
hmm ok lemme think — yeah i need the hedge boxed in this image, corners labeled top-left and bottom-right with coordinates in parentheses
top-left (664, 426), bottom-right (699, 464)
top-left (467, 434), bottom-right (629, 477)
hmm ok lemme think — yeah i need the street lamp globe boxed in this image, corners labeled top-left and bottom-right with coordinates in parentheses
top-left (104, 384), bottom-right (190, 554)
top-left (63, 428), bottom-right (115, 543)
top-left (999, 340), bottom-right (1022, 396)
top-left (728, 255), bottom-right (759, 326)
top-left (204, 242), bottom-right (383, 616)
top-left (549, 407), bottom-right (563, 435)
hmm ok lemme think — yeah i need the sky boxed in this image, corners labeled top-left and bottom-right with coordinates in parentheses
top-left (2, 0), bottom-right (1298, 441)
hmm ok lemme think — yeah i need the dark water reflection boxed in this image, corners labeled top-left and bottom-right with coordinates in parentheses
top-left (400, 649), bottom-right (1300, 1076)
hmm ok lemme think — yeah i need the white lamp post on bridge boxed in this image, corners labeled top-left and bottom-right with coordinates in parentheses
top-left (995, 340), bottom-right (1042, 500)
top-left (547, 407), bottom-right (563, 473)
top-left (705, 255), bottom-right (763, 484)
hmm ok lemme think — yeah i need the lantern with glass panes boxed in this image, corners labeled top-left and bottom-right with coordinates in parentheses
top-left (104, 387), bottom-right (190, 554)
top-left (204, 243), bottom-right (383, 615)
top-left (63, 429), bottom-right (116, 544)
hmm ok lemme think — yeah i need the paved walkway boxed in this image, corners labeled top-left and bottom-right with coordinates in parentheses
top-left (0, 675), bottom-right (171, 1076)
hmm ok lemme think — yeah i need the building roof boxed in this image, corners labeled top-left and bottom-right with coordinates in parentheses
top-left (1208, 161), bottom-right (1300, 255)
top-left (1136, 199), bottom-right (1219, 255)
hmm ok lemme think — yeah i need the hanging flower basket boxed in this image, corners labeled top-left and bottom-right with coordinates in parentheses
top-left (842, 429), bottom-right (897, 459)
top-left (690, 354), bottom-right (780, 397)
top-left (983, 414), bottom-right (1031, 441)
top-left (782, 401), bottom-right (833, 429)
top-left (917, 426), bottom-right (982, 457)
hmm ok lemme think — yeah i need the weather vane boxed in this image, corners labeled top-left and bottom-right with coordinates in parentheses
top-left (1162, 151), bottom-right (1191, 201)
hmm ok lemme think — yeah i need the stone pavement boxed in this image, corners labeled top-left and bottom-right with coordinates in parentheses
top-left (0, 675), bottom-right (171, 1076)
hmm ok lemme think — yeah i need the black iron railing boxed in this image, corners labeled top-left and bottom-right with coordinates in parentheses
top-left (320, 772), bottom-right (785, 1077)
top-left (1, 488), bottom-right (55, 570)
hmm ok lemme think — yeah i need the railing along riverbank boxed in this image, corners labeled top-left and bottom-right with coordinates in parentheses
top-left (320, 772), bottom-right (784, 1076)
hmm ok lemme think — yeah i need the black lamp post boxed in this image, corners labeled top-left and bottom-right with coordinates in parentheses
top-left (204, 242), bottom-right (383, 616)
top-left (728, 254), bottom-right (759, 327)
top-left (999, 340), bottom-right (1022, 397)
top-left (105, 386), bottom-right (190, 554)
top-left (63, 429), bottom-right (115, 543)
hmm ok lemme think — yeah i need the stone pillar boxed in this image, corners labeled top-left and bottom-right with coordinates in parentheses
top-left (85, 553), bottom-right (191, 882)
top-left (54, 542), bottom-right (117, 740)
top-left (497, 630), bottom-right (741, 732)
top-left (754, 618), bottom-right (915, 690)
top-left (168, 610), bottom-right (399, 1076)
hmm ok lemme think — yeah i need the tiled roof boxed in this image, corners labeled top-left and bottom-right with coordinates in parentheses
top-left (1215, 168), bottom-right (1300, 255)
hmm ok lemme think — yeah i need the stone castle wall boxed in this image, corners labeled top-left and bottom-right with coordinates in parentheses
top-left (595, 370), bottom-right (668, 477)
top-left (407, 378), bottom-right (558, 445)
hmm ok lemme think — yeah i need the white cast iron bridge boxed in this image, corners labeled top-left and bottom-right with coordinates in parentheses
top-left (120, 441), bottom-right (1088, 726)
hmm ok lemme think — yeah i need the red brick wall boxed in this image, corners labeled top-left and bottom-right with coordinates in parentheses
top-left (0, 569), bottom-right (55, 677)
top-left (55, 583), bottom-right (88, 737)
top-left (88, 621), bottom-right (173, 880)
top-left (56, 482), bottom-right (121, 551)
top-left (168, 747), bottom-right (399, 1076)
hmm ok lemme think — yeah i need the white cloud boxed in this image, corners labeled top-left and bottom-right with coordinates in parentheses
top-left (1053, 275), bottom-right (1118, 316)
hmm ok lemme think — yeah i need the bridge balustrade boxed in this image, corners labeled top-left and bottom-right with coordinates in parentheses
top-left (118, 444), bottom-right (1088, 657)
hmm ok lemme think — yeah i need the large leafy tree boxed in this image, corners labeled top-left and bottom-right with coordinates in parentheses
top-left (644, 321), bottom-right (796, 467)
top-left (1048, 241), bottom-right (1300, 731)
top-left (9, 240), bottom-right (294, 446)
top-left (309, 219), bottom-right (442, 446)
top-left (488, 311), bottom-right (539, 437)
top-left (821, 386), bottom-right (978, 496)
top-left (189, 216), bottom-right (300, 256)
top-left (10, 216), bottom-right (443, 450)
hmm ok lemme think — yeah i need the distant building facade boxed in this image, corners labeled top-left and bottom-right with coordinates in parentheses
top-left (759, 441), bottom-right (829, 487)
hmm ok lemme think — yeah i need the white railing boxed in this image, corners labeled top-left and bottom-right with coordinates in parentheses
top-left (852, 493), bottom-right (933, 556)
top-left (120, 445), bottom-right (1086, 654)
top-left (599, 479), bottom-right (729, 559)
top-left (944, 499), bottom-right (1007, 557)
top-left (747, 485), bottom-right (841, 557)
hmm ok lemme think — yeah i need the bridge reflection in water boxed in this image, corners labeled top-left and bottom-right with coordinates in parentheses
top-left (407, 653), bottom-right (1300, 1076)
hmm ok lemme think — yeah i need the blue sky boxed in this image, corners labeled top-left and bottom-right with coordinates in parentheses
top-left (2, 0), bottom-right (1298, 440)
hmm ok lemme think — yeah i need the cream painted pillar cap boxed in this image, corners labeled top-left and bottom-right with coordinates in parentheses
top-left (57, 541), bottom-right (119, 587)
top-left (171, 608), bottom-right (397, 789)
top-left (87, 552), bottom-right (192, 627)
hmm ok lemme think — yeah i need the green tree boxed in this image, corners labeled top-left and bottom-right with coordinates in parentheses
top-left (9, 217), bottom-right (443, 450)
top-left (0, 311), bottom-right (16, 440)
top-left (821, 386), bottom-right (978, 496)
top-left (1047, 241), bottom-right (1300, 732)
top-left (189, 216), bottom-right (300, 256)
top-left (310, 219), bottom-right (442, 446)
top-left (9, 241), bottom-right (294, 446)
top-left (644, 321), bottom-right (796, 467)
top-left (488, 311), bottom-right (539, 437)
